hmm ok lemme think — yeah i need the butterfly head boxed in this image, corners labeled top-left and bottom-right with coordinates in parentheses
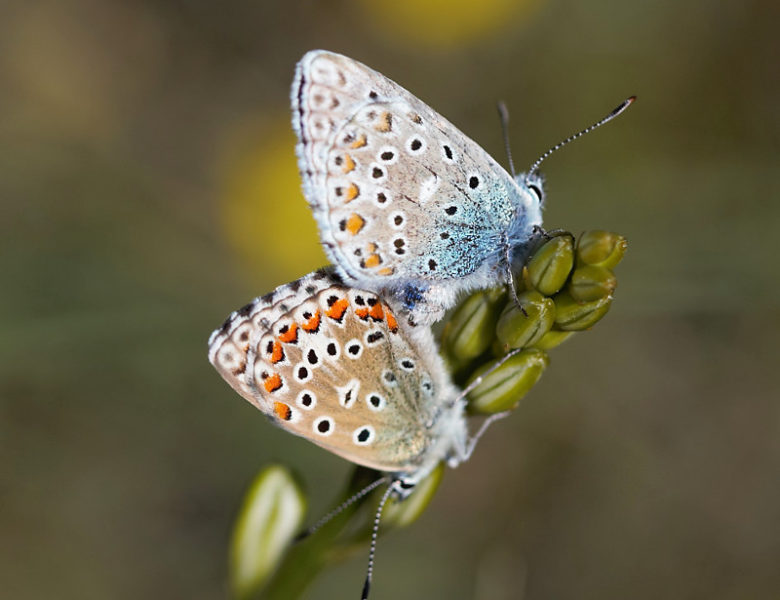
top-left (517, 171), bottom-right (545, 210)
top-left (506, 171), bottom-right (544, 242)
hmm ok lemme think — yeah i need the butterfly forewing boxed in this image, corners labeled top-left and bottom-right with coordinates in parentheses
top-left (293, 51), bottom-right (521, 287)
top-left (208, 269), bottom-right (336, 405)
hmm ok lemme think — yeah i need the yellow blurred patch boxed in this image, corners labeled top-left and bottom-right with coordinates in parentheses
top-left (355, 0), bottom-right (542, 47)
top-left (219, 121), bottom-right (327, 282)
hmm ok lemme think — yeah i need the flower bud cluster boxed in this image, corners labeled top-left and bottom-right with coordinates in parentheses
top-left (441, 230), bottom-right (627, 414)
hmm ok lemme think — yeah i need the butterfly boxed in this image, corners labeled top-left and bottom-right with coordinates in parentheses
top-left (291, 50), bottom-right (633, 324)
top-left (208, 267), bottom-right (512, 598)
top-left (208, 266), bottom-right (469, 481)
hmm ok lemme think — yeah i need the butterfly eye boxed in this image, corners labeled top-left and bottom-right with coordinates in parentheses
top-left (528, 184), bottom-right (543, 203)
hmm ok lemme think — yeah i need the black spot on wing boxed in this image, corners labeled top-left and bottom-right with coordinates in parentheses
top-left (237, 302), bottom-right (254, 317)
top-left (217, 316), bottom-right (232, 336)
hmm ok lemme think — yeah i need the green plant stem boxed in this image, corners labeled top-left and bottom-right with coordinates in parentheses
top-left (260, 468), bottom-right (378, 599)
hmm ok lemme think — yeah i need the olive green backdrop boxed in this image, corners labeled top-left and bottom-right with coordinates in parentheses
top-left (1, 0), bottom-right (778, 598)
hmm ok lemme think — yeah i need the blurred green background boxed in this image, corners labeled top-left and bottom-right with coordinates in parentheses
top-left (2, 0), bottom-right (778, 598)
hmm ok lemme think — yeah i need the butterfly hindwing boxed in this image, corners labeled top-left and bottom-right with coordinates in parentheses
top-left (208, 269), bottom-right (463, 473)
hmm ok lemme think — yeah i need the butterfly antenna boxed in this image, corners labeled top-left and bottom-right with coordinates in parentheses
top-left (294, 475), bottom-right (390, 542)
top-left (362, 480), bottom-right (399, 600)
top-left (526, 96), bottom-right (636, 179)
top-left (497, 101), bottom-right (517, 178)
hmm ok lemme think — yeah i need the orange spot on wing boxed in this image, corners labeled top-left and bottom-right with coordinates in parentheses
top-left (277, 323), bottom-right (298, 344)
top-left (264, 373), bottom-right (283, 393)
top-left (270, 341), bottom-right (284, 364)
top-left (301, 310), bottom-right (321, 332)
top-left (273, 401), bottom-right (292, 421)
top-left (345, 183), bottom-right (360, 202)
top-left (355, 307), bottom-right (369, 319)
top-left (369, 303), bottom-right (385, 321)
top-left (375, 112), bottom-right (392, 132)
top-left (231, 362), bottom-right (247, 376)
top-left (377, 267), bottom-right (395, 276)
top-left (385, 308), bottom-right (399, 333)
top-left (342, 154), bottom-right (356, 173)
top-left (363, 253), bottom-right (381, 268)
top-left (326, 298), bottom-right (349, 320)
top-left (350, 134), bottom-right (367, 149)
top-left (345, 213), bottom-right (365, 235)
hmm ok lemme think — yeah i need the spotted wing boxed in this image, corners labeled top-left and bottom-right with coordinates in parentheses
top-left (292, 50), bottom-right (521, 286)
top-left (208, 271), bottom-right (458, 473)
top-left (208, 268), bottom-right (339, 403)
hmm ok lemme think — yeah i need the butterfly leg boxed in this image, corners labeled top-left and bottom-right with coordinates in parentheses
top-left (453, 347), bottom-right (524, 460)
top-left (503, 235), bottom-right (528, 317)
top-left (532, 224), bottom-right (569, 241)
top-left (464, 410), bottom-right (512, 461)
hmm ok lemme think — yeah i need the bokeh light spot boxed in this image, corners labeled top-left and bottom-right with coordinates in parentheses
top-left (219, 122), bottom-right (327, 283)
top-left (355, 0), bottom-right (542, 48)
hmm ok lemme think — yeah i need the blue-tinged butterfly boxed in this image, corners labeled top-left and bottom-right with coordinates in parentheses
top-left (292, 50), bottom-right (633, 323)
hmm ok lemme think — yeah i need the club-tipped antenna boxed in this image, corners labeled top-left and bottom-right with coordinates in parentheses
top-left (526, 96), bottom-right (636, 180)
top-left (497, 101), bottom-right (517, 178)
top-left (293, 475), bottom-right (389, 542)
top-left (362, 480), bottom-right (399, 599)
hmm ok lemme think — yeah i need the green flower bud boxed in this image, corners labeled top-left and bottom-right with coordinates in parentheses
top-left (441, 287), bottom-right (506, 362)
top-left (525, 234), bottom-right (575, 296)
top-left (383, 462), bottom-right (444, 529)
top-left (490, 337), bottom-right (506, 358)
top-left (495, 291), bottom-right (556, 350)
top-left (553, 291), bottom-right (612, 331)
top-left (568, 264), bottom-right (617, 303)
top-left (576, 230), bottom-right (627, 269)
top-left (466, 349), bottom-right (549, 414)
top-left (531, 329), bottom-right (576, 350)
top-left (230, 465), bottom-right (307, 600)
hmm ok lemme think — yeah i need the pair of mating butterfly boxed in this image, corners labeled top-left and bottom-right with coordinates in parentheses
top-left (209, 50), bottom-right (633, 598)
